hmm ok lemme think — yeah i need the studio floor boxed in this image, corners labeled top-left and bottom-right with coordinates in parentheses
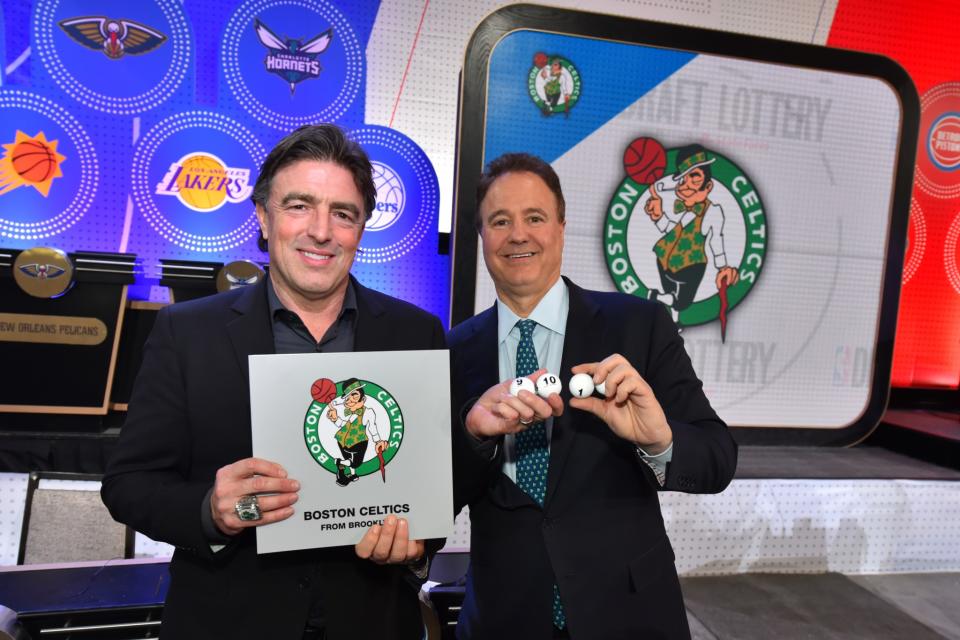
top-left (683, 571), bottom-right (960, 639)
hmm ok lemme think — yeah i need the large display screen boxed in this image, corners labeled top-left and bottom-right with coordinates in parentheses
top-left (451, 6), bottom-right (919, 444)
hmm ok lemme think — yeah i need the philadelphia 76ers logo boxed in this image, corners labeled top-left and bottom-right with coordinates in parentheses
top-left (303, 377), bottom-right (404, 487)
top-left (604, 137), bottom-right (767, 341)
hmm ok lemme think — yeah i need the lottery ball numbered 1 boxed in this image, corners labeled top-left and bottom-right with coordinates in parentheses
top-left (536, 373), bottom-right (562, 398)
top-left (509, 377), bottom-right (536, 397)
top-left (568, 373), bottom-right (595, 398)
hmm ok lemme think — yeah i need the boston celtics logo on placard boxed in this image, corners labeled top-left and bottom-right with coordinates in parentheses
top-left (303, 377), bottom-right (404, 487)
top-left (528, 52), bottom-right (580, 116)
top-left (604, 137), bottom-right (767, 340)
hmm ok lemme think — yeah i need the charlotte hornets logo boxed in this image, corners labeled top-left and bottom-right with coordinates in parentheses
top-left (304, 378), bottom-right (404, 487)
top-left (605, 137), bottom-right (766, 340)
top-left (222, 0), bottom-right (363, 129)
top-left (254, 18), bottom-right (332, 95)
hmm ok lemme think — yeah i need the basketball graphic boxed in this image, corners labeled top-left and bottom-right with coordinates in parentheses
top-left (176, 154), bottom-right (228, 210)
top-left (624, 137), bottom-right (666, 185)
top-left (311, 377), bottom-right (337, 404)
top-left (12, 139), bottom-right (57, 183)
top-left (0, 130), bottom-right (67, 197)
top-left (533, 51), bottom-right (548, 68)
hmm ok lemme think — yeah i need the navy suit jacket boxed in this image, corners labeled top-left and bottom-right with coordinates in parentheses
top-left (102, 276), bottom-right (446, 640)
top-left (448, 278), bottom-right (737, 640)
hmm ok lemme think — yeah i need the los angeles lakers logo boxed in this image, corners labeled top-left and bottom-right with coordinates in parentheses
top-left (0, 131), bottom-right (66, 197)
top-left (303, 378), bottom-right (404, 487)
top-left (604, 137), bottom-right (767, 340)
top-left (155, 152), bottom-right (253, 212)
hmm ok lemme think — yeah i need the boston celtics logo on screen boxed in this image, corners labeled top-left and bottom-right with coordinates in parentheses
top-left (604, 137), bottom-right (767, 340)
top-left (527, 52), bottom-right (580, 116)
top-left (303, 378), bottom-right (404, 487)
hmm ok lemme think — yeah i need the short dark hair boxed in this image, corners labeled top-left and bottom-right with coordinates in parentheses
top-left (252, 124), bottom-right (376, 251)
top-left (475, 153), bottom-right (565, 230)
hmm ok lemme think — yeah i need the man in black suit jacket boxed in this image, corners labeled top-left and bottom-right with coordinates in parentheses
top-left (449, 153), bottom-right (737, 639)
top-left (102, 124), bottom-right (444, 639)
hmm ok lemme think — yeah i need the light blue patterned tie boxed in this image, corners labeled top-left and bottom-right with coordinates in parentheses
top-left (513, 319), bottom-right (567, 629)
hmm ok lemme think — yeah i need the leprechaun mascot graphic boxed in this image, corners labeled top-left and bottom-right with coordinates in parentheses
top-left (644, 144), bottom-right (741, 324)
top-left (325, 378), bottom-right (387, 486)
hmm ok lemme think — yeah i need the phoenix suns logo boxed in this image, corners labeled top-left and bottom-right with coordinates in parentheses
top-left (303, 377), bottom-right (404, 487)
top-left (604, 138), bottom-right (767, 340)
top-left (528, 52), bottom-right (580, 116)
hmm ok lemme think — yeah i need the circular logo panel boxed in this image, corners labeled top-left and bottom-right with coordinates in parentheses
top-left (222, 0), bottom-right (363, 130)
top-left (130, 111), bottom-right (266, 253)
top-left (903, 198), bottom-right (925, 284)
top-left (350, 125), bottom-right (439, 264)
top-left (945, 212), bottom-right (960, 296)
top-left (916, 82), bottom-right (960, 199)
top-left (604, 138), bottom-right (766, 333)
top-left (13, 247), bottom-right (74, 298)
top-left (303, 378), bottom-right (404, 486)
top-left (33, 0), bottom-right (191, 114)
top-left (0, 90), bottom-right (98, 240)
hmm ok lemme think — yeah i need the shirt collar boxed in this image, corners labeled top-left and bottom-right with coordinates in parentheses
top-left (497, 277), bottom-right (568, 344)
top-left (266, 274), bottom-right (358, 321)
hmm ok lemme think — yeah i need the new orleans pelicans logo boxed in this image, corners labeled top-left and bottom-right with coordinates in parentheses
top-left (58, 16), bottom-right (167, 59)
top-left (0, 131), bottom-right (66, 197)
top-left (13, 247), bottom-right (74, 298)
top-left (155, 152), bottom-right (253, 212)
top-left (303, 378), bottom-right (404, 487)
top-left (528, 52), bottom-right (581, 116)
top-left (254, 18), bottom-right (332, 95)
top-left (604, 138), bottom-right (766, 340)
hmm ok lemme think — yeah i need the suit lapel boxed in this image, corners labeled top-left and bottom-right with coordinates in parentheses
top-left (545, 279), bottom-right (600, 507)
top-left (226, 279), bottom-right (276, 389)
top-left (352, 278), bottom-right (395, 352)
top-left (460, 306), bottom-right (499, 402)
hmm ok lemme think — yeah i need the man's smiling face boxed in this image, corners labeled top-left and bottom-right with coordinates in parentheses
top-left (478, 170), bottom-right (565, 303)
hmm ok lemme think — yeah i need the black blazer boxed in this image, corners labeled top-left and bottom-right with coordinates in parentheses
top-left (102, 276), bottom-right (446, 640)
top-left (448, 278), bottom-right (737, 640)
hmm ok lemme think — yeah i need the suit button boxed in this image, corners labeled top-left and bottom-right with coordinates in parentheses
top-left (299, 577), bottom-right (311, 590)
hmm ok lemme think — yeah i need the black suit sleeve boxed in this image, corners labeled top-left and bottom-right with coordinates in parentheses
top-left (101, 307), bottom-right (219, 558)
top-left (644, 304), bottom-right (738, 494)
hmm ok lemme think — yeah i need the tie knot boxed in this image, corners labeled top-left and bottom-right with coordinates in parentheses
top-left (517, 319), bottom-right (537, 339)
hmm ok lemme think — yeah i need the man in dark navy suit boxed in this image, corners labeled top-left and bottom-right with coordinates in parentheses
top-left (449, 153), bottom-right (737, 639)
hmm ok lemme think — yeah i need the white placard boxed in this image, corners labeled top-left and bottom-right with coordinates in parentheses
top-left (250, 350), bottom-right (452, 553)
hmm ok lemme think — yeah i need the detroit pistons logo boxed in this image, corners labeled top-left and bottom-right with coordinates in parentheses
top-left (303, 378), bottom-right (404, 487)
top-left (604, 137), bottom-right (767, 340)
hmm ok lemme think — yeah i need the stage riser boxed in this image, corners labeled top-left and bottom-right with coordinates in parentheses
top-left (2, 475), bottom-right (958, 576)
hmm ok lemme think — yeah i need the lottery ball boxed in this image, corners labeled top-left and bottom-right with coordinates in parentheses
top-left (623, 137), bottom-right (666, 185)
top-left (568, 373), bottom-right (595, 398)
top-left (509, 377), bottom-right (536, 397)
top-left (536, 373), bottom-right (562, 398)
top-left (596, 380), bottom-right (608, 397)
top-left (311, 378), bottom-right (337, 404)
